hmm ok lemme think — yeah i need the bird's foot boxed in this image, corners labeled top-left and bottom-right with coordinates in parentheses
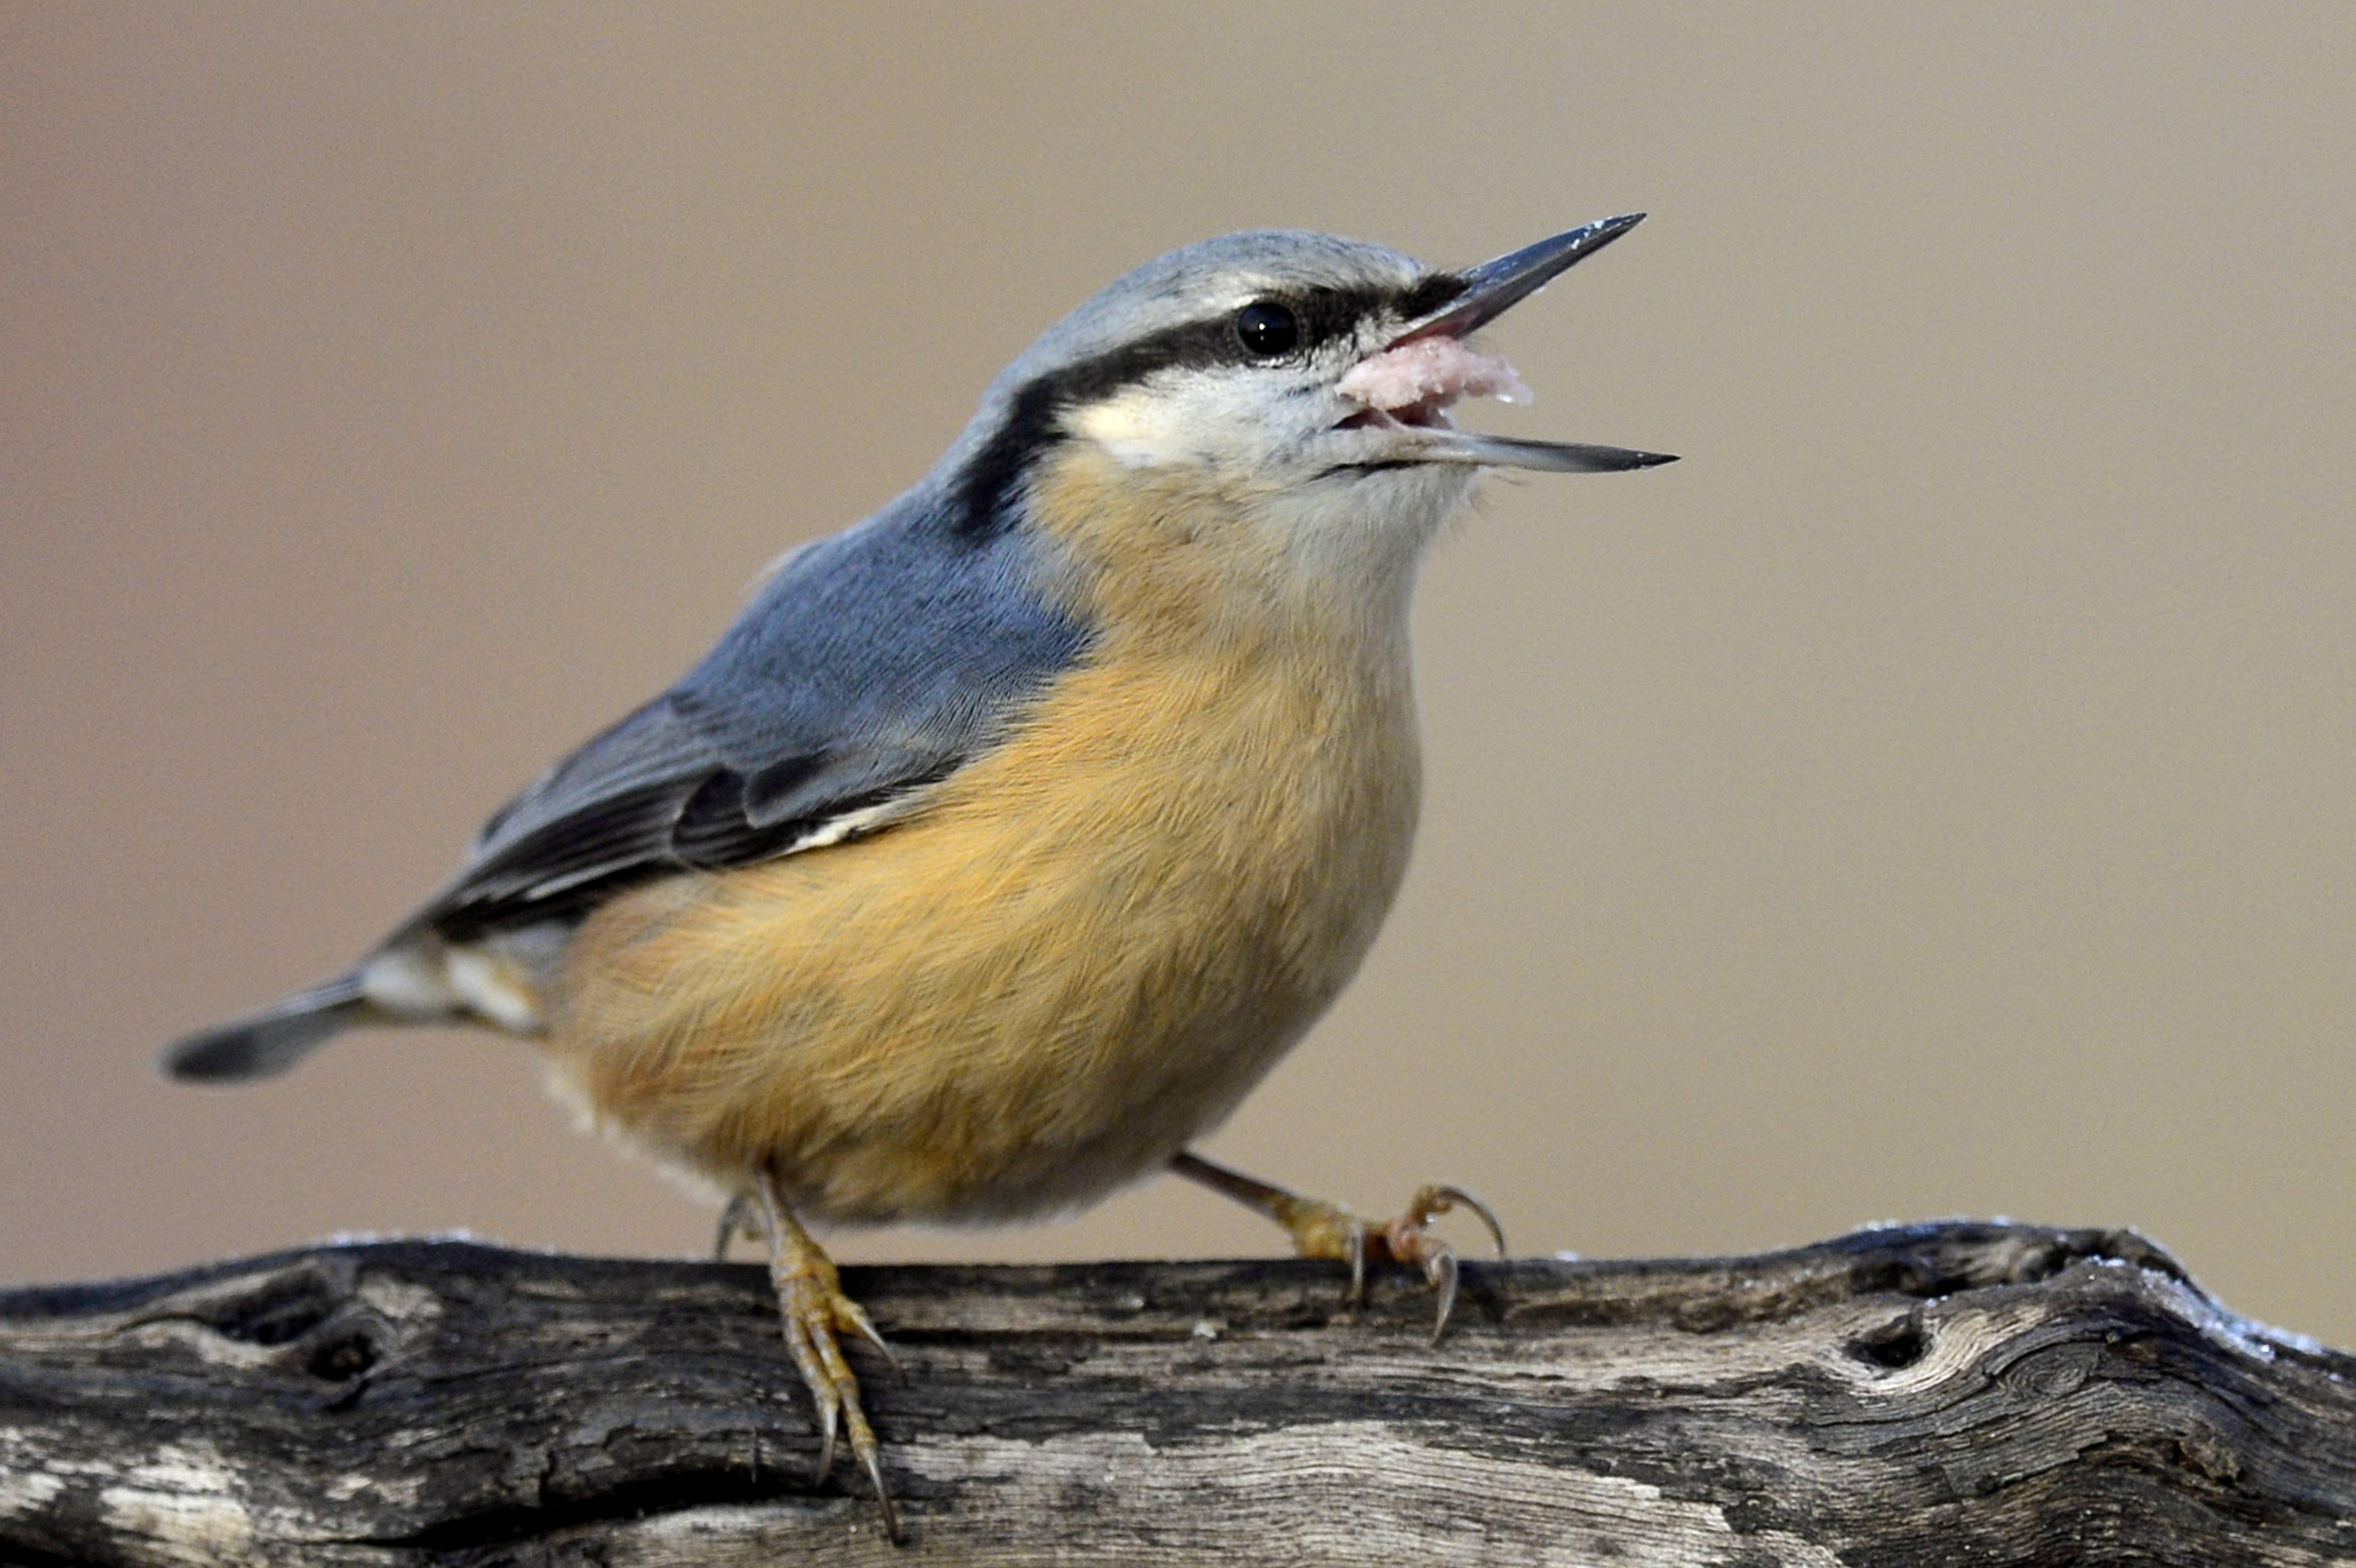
top-left (752, 1177), bottom-right (903, 1543)
top-left (1282, 1183), bottom-right (1506, 1342)
top-left (1168, 1153), bottom-right (1506, 1342)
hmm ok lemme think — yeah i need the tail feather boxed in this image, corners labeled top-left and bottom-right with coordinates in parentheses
top-left (162, 974), bottom-right (372, 1083)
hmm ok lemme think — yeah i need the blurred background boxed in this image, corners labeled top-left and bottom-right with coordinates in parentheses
top-left (5, 6), bottom-right (2353, 1343)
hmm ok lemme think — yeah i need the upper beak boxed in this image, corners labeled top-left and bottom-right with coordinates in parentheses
top-left (1378, 213), bottom-right (1677, 474)
top-left (1394, 212), bottom-right (1649, 348)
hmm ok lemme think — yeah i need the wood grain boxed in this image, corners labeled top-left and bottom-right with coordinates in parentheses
top-left (3, 1222), bottom-right (2353, 1565)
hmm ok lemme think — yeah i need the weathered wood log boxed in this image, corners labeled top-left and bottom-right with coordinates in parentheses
top-left (1, 1221), bottom-right (2352, 1565)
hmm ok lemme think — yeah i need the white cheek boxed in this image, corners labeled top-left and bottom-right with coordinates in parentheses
top-left (1071, 379), bottom-right (1294, 471)
top-left (1072, 393), bottom-right (1189, 468)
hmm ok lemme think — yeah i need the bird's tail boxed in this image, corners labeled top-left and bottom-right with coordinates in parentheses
top-left (161, 973), bottom-right (375, 1083)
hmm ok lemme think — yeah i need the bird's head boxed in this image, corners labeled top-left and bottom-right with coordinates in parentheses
top-left (935, 217), bottom-right (1672, 591)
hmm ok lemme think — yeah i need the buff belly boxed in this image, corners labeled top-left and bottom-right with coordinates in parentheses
top-left (544, 622), bottom-right (1421, 1226)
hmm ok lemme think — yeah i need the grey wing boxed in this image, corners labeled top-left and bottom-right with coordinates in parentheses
top-left (408, 498), bottom-right (1088, 945)
top-left (411, 697), bottom-right (929, 941)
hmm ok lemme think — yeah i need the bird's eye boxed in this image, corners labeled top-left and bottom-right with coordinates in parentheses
top-left (1234, 301), bottom-right (1301, 359)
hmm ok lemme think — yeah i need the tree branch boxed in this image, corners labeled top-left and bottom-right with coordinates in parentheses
top-left (3, 1222), bottom-right (2352, 1564)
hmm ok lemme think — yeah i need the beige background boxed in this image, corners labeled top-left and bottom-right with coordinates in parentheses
top-left (5, 5), bottom-right (2353, 1344)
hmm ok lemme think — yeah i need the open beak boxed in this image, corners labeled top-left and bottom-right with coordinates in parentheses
top-left (1343, 213), bottom-right (1677, 475)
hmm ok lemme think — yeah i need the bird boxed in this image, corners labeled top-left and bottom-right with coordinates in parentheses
top-left (164, 214), bottom-right (1674, 1539)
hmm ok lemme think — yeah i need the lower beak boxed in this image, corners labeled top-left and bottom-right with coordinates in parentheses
top-left (1392, 428), bottom-right (1678, 473)
top-left (1372, 213), bottom-right (1677, 474)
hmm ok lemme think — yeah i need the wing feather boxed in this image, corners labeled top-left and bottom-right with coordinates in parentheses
top-left (404, 494), bottom-right (1086, 944)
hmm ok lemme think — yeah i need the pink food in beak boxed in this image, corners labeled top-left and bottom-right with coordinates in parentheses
top-left (1335, 336), bottom-right (1532, 422)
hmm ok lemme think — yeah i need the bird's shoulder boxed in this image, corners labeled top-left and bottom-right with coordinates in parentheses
top-left (413, 494), bottom-right (1088, 941)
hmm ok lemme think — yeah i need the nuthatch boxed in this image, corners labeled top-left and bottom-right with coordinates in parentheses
top-left (167, 215), bottom-right (1673, 1536)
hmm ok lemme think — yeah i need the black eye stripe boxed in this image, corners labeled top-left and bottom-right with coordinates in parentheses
top-left (948, 271), bottom-right (1469, 539)
top-left (1395, 272), bottom-right (1470, 320)
top-left (1294, 284), bottom-right (1390, 346)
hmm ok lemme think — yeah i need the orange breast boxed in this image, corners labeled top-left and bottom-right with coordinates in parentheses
top-left (545, 450), bottom-right (1424, 1223)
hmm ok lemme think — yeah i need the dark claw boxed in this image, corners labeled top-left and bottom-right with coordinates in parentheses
top-left (841, 1302), bottom-right (908, 1384)
top-left (863, 1335), bottom-right (911, 1389)
top-left (1431, 1184), bottom-right (1508, 1258)
top-left (1345, 1220), bottom-right (1369, 1306)
top-left (862, 1448), bottom-right (903, 1544)
top-left (1428, 1249), bottom-right (1461, 1345)
top-left (814, 1393), bottom-right (839, 1487)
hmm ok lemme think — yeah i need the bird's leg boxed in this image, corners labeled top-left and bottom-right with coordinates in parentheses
top-left (713, 1189), bottom-right (757, 1260)
top-left (1168, 1150), bottom-right (1506, 1343)
top-left (751, 1169), bottom-right (902, 1542)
